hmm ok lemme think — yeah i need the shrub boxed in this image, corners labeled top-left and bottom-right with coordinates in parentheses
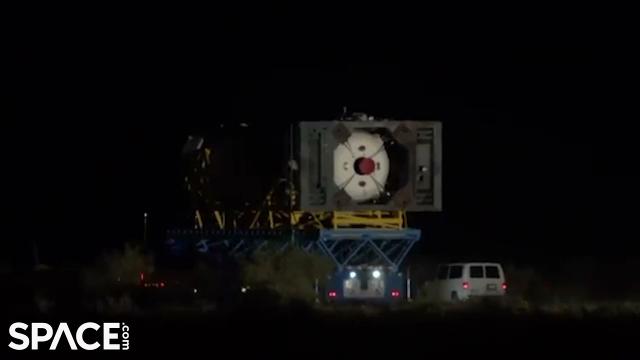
top-left (193, 260), bottom-right (222, 299)
top-left (242, 247), bottom-right (334, 304)
top-left (83, 243), bottom-right (154, 295)
top-left (503, 265), bottom-right (551, 304)
top-left (412, 281), bottom-right (434, 304)
top-left (96, 294), bottom-right (137, 315)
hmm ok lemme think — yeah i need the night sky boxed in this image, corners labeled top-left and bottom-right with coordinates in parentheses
top-left (7, 14), bottom-right (638, 268)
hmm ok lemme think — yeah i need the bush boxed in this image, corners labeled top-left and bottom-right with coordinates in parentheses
top-left (34, 293), bottom-right (55, 314)
top-left (96, 294), bottom-right (137, 315)
top-left (83, 243), bottom-right (154, 295)
top-left (412, 281), bottom-right (434, 303)
top-left (503, 265), bottom-right (551, 304)
top-left (241, 247), bottom-right (334, 304)
top-left (194, 260), bottom-right (218, 296)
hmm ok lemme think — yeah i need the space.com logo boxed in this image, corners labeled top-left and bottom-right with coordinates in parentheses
top-left (8, 322), bottom-right (130, 350)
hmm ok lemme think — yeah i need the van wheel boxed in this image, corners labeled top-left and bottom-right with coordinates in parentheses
top-left (451, 291), bottom-right (459, 302)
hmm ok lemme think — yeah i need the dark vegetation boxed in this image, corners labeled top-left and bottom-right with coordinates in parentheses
top-left (3, 245), bottom-right (640, 318)
top-left (3, 247), bottom-right (639, 354)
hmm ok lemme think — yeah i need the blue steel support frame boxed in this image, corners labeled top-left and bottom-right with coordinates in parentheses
top-left (166, 228), bottom-right (421, 270)
top-left (168, 229), bottom-right (291, 258)
top-left (317, 228), bottom-right (421, 271)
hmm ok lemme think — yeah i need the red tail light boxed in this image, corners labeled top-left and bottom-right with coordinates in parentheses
top-left (462, 282), bottom-right (469, 289)
top-left (328, 291), bottom-right (337, 298)
top-left (391, 290), bottom-right (400, 297)
top-left (160, 282), bottom-right (165, 288)
top-left (502, 283), bottom-right (507, 290)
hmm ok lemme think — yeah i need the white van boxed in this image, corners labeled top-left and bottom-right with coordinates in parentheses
top-left (427, 263), bottom-right (507, 302)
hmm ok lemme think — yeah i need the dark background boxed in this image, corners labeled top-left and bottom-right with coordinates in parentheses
top-left (6, 10), bottom-right (638, 270)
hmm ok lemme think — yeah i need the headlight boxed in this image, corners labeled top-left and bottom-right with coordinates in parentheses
top-left (372, 270), bottom-right (381, 279)
top-left (349, 271), bottom-right (357, 279)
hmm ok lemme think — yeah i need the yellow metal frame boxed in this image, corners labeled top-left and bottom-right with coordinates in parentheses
top-left (195, 209), bottom-right (406, 230)
top-left (331, 210), bottom-right (406, 229)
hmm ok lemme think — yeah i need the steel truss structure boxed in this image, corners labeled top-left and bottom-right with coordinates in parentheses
top-left (317, 228), bottom-right (420, 271)
top-left (166, 227), bottom-right (420, 273)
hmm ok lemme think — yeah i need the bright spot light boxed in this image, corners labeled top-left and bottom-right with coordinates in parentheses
top-left (372, 270), bottom-right (381, 279)
top-left (349, 271), bottom-right (357, 279)
top-left (241, 287), bottom-right (247, 293)
top-left (193, 288), bottom-right (198, 294)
